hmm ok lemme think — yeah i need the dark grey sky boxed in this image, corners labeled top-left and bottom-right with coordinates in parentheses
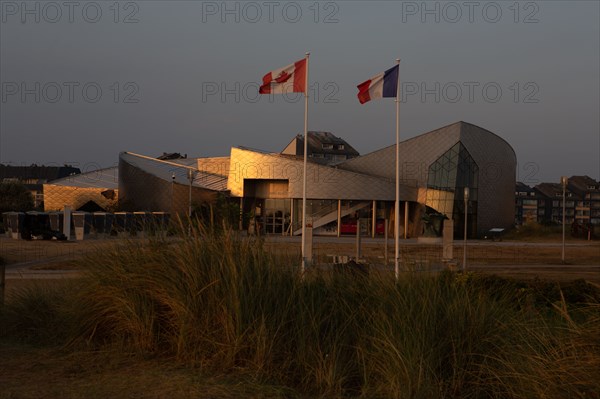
top-left (1, 1), bottom-right (598, 184)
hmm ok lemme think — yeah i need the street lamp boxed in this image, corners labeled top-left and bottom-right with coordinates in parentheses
top-left (188, 168), bottom-right (194, 219)
top-left (561, 176), bottom-right (568, 263)
top-left (187, 168), bottom-right (196, 236)
top-left (171, 173), bottom-right (175, 215)
top-left (463, 187), bottom-right (469, 271)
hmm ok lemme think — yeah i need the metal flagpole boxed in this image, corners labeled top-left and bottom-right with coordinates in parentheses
top-left (394, 59), bottom-right (401, 280)
top-left (301, 52), bottom-right (310, 274)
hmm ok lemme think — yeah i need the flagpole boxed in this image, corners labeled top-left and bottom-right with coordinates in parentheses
top-left (301, 52), bottom-right (310, 274)
top-left (394, 58), bottom-right (401, 280)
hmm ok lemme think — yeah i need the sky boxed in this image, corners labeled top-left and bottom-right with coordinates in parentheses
top-left (1, 0), bottom-right (599, 185)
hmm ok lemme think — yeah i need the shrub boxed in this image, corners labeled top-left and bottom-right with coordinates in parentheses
top-left (0, 182), bottom-right (34, 213)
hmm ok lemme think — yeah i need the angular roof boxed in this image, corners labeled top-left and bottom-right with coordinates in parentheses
top-left (567, 175), bottom-right (600, 196)
top-left (339, 121), bottom-right (515, 167)
top-left (534, 182), bottom-right (576, 199)
top-left (46, 166), bottom-right (119, 189)
top-left (336, 121), bottom-right (517, 186)
top-left (516, 182), bottom-right (536, 193)
top-left (120, 152), bottom-right (228, 192)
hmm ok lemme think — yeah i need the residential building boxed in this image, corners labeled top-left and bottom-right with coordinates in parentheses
top-left (515, 176), bottom-right (600, 227)
top-left (281, 131), bottom-right (360, 165)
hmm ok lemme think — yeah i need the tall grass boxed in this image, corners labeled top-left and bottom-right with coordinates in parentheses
top-left (2, 224), bottom-right (599, 398)
top-left (0, 280), bottom-right (81, 345)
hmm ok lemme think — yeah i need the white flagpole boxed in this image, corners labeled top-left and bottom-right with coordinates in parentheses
top-left (394, 59), bottom-right (401, 280)
top-left (301, 52), bottom-right (310, 274)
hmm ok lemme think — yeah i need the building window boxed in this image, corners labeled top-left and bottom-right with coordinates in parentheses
top-left (322, 143), bottom-right (333, 150)
top-left (426, 142), bottom-right (479, 238)
top-left (337, 144), bottom-right (345, 150)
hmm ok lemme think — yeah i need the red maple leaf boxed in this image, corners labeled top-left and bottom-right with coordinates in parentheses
top-left (274, 71), bottom-right (291, 83)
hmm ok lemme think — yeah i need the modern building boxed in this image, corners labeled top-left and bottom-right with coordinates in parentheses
top-left (118, 121), bottom-right (517, 238)
top-left (43, 167), bottom-right (119, 212)
top-left (118, 152), bottom-right (228, 215)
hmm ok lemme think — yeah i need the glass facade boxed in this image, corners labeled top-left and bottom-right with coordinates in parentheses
top-left (426, 142), bottom-right (479, 237)
top-left (264, 198), bottom-right (291, 235)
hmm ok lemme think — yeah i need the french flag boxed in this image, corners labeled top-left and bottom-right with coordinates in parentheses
top-left (357, 64), bottom-right (399, 104)
top-left (259, 58), bottom-right (307, 95)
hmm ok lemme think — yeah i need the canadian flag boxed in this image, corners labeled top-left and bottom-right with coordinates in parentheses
top-left (259, 58), bottom-right (307, 95)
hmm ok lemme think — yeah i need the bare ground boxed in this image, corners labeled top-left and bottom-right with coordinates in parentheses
top-left (0, 344), bottom-right (294, 399)
top-left (2, 236), bottom-right (599, 296)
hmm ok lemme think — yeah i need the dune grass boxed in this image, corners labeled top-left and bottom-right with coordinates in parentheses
top-left (1, 224), bottom-right (599, 398)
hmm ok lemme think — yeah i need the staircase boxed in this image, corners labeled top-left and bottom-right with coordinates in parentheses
top-left (292, 201), bottom-right (371, 235)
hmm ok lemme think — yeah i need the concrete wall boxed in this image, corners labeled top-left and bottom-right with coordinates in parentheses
top-left (43, 184), bottom-right (118, 212)
top-left (226, 147), bottom-right (417, 201)
top-left (119, 157), bottom-right (217, 214)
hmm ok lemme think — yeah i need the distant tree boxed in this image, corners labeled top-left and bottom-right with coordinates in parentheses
top-left (0, 182), bottom-right (35, 213)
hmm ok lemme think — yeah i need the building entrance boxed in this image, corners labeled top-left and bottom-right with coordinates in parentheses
top-left (263, 198), bottom-right (291, 235)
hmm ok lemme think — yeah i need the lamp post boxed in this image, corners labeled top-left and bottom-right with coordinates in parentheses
top-left (171, 173), bottom-right (175, 215)
top-left (561, 176), bottom-right (568, 263)
top-left (188, 168), bottom-right (193, 219)
top-left (187, 169), bottom-right (195, 236)
top-left (589, 199), bottom-right (593, 241)
top-left (463, 187), bottom-right (469, 271)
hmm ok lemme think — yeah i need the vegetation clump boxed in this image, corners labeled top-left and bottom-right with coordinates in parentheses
top-left (1, 225), bottom-right (599, 398)
top-left (0, 181), bottom-right (34, 214)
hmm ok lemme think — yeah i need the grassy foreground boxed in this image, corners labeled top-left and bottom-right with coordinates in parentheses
top-left (1, 226), bottom-right (600, 398)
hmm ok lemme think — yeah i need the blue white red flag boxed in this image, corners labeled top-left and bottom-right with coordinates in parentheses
top-left (357, 64), bottom-right (399, 104)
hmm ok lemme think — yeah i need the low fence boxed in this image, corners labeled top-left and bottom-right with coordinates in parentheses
top-left (1, 211), bottom-right (171, 241)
